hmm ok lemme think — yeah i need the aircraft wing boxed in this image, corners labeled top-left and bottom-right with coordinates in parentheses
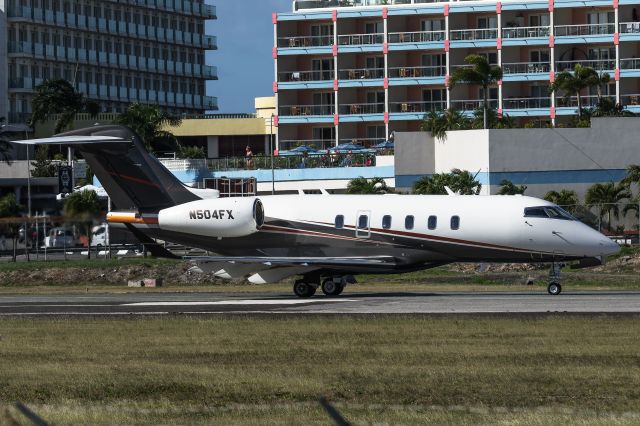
top-left (11, 135), bottom-right (127, 145)
top-left (186, 255), bottom-right (397, 268)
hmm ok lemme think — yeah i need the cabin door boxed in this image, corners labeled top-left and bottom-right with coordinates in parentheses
top-left (356, 210), bottom-right (371, 238)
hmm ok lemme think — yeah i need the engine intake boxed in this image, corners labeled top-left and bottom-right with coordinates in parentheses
top-left (158, 197), bottom-right (264, 238)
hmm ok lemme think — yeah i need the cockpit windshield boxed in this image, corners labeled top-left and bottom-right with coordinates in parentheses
top-left (524, 206), bottom-right (576, 221)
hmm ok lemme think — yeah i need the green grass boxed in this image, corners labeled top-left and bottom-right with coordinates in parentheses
top-left (0, 257), bottom-right (179, 272)
top-left (0, 315), bottom-right (639, 425)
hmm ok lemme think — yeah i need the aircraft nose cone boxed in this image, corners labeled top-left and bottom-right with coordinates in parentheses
top-left (599, 237), bottom-right (620, 257)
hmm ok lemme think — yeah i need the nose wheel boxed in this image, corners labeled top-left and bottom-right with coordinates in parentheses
top-left (547, 263), bottom-right (563, 295)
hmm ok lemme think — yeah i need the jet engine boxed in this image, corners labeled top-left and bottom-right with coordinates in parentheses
top-left (158, 197), bottom-right (264, 238)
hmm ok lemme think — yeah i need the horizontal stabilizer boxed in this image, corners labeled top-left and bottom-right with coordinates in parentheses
top-left (11, 135), bottom-right (126, 145)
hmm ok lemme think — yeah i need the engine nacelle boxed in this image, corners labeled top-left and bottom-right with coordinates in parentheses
top-left (158, 197), bottom-right (264, 238)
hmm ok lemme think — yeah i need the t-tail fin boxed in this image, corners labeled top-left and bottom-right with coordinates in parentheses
top-left (14, 125), bottom-right (200, 213)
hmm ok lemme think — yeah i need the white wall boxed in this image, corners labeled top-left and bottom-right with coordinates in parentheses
top-left (434, 129), bottom-right (490, 195)
top-left (0, 0), bottom-right (7, 122)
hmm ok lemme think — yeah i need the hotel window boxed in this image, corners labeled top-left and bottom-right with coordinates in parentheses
top-left (312, 58), bottom-right (333, 80)
top-left (421, 19), bottom-right (445, 32)
top-left (365, 21), bottom-right (384, 34)
top-left (423, 88), bottom-right (446, 108)
top-left (588, 47), bottom-right (615, 61)
top-left (312, 127), bottom-right (335, 145)
top-left (587, 11), bottom-right (615, 25)
top-left (366, 56), bottom-right (384, 70)
top-left (311, 24), bottom-right (332, 38)
top-left (529, 14), bottom-right (550, 27)
top-left (477, 16), bottom-right (498, 29)
top-left (478, 51), bottom-right (498, 65)
top-left (422, 53), bottom-right (446, 68)
top-left (530, 84), bottom-right (547, 98)
top-left (529, 50), bottom-right (550, 63)
top-left (367, 125), bottom-right (386, 142)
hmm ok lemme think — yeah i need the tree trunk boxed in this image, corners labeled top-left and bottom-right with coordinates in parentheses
top-left (577, 92), bottom-right (582, 119)
top-left (12, 234), bottom-right (17, 262)
top-left (483, 84), bottom-right (488, 129)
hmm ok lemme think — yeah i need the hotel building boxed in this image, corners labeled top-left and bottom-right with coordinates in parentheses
top-left (0, 0), bottom-right (218, 125)
top-left (273, 0), bottom-right (640, 150)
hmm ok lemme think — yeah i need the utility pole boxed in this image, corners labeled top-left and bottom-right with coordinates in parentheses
top-left (270, 113), bottom-right (275, 195)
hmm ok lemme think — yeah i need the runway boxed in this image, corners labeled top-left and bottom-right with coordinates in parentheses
top-left (1, 291), bottom-right (640, 315)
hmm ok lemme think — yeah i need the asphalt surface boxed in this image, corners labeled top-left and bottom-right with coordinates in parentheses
top-left (1, 291), bottom-right (640, 315)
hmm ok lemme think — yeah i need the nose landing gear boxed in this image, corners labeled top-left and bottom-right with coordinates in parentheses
top-left (547, 263), bottom-right (562, 295)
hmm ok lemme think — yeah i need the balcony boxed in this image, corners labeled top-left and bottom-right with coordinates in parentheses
top-left (450, 99), bottom-right (499, 110)
top-left (621, 94), bottom-right (640, 106)
top-left (338, 68), bottom-right (384, 80)
top-left (503, 97), bottom-right (551, 110)
top-left (554, 23), bottom-right (615, 37)
top-left (388, 66), bottom-right (445, 78)
top-left (339, 103), bottom-right (385, 115)
top-left (502, 26), bottom-right (550, 39)
top-left (279, 70), bottom-right (334, 82)
top-left (204, 35), bottom-right (217, 49)
top-left (555, 60), bottom-right (615, 72)
top-left (389, 101), bottom-right (446, 113)
top-left (204, 4), bottom-right (217, 19)
top-left (620, 58), bottom-right (640, 70)
top-left (556, 95), bottom-right (613, 108)
top-left (502, 62), bottom-right (551, 75)
top-left (388, 30), bottom-right (446, 44)
top-left (294, 0), bottom-right (412, 10)
top-left (450, 28), bottom-right (498, 41)
top-left (278, 35), bottom-right (333, 48)
top-left (338, 33), bottom-right (384, 46)
top-left (620, 22), bottom-right (640, 34)
top-left (280, 105), bottom-right (335, 116)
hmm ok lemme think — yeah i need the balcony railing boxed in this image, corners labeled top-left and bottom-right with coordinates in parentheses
top-left (279, 70), bottom-right (334, 82)
top-left (554, 23), bottom-right (615, 37)
top-left (388, 66), bottom-right (446, 78)
top-left (339, 103), bottom-right (385, 114)
top-left (502, 26), bottom-right (550, 39)
top-left (278, 35), bottom-right (333, 48)
top-left (450, 99), bottom-right (499, 110)
top-left (280, 104), bottom-right (335, 116)
top-left (621, 94), bottom-right (640, 105)
top-left (450, 28), bottom-right (498, 41)
top-left (279, 139), bottom-right (336, 151)
top-left (502, 62), bottom-right (551, 74)
top-left (389, 101), bottom-right (446, 113)
top-left (338, 68), bottom-right (384, 80)
top-left (388, 30), bottom-right (446, 43)
top-left (620, 58), bottom-right (640, 70)
top-left (555, 60), bottom-right (615, 72)
top-left (620, 22), bottom-right (640, 33)
top-left (339, 138), bottom-right (387, 148)
top-left (294, 0), bottom-right (413, 10)
top-left (338, 33), bottom-right (384, 45)
top-left (556, 95), bottom-right (614, 108)
top-left (503, 97), bottom-right (551, 109)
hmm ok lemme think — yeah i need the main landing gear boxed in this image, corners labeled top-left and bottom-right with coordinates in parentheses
top-left (547, 263), bottom-right (562, 295)
top-left (293, 275), bottom-right (354, 298)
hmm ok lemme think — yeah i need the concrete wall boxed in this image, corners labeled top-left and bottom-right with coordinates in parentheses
top-left (0, 0), bottom-right (8, 123)
top-left (394, 131), bottom-right (435, 191)
top-left (394, 118), bottom-right (640, 199)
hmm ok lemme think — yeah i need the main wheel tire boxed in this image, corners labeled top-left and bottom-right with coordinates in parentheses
top-left (321, 279), bottom-right (344, 296)
top-left (547, 282), bottom-right (562, 295)
top-left (293, 280), bottom-right (315, 298)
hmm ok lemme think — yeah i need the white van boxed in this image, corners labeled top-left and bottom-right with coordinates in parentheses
top-left (44, 228), bottom-right (77, 248)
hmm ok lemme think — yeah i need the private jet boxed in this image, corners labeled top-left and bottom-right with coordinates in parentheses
top-left (14, 125), bottom-right (620, 297)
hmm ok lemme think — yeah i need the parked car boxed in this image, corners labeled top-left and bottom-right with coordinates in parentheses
top-left (44, 227), bottom-right (78, 248)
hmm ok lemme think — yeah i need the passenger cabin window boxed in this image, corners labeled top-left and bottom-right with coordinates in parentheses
top-left (335, 215), bottom-right (344, 229)
top-left (428, 215), bottom-right (437, 230)
top-left (382, 215), bottom-right (392, 229)
top-left (450, 216), bottom-right (460, 230)
top-left (524, 206), bottom-right (575, 220)
top-left (405, 215), bottom-right (414, 230)
top-left (358, 215), bottom-right (369, 229)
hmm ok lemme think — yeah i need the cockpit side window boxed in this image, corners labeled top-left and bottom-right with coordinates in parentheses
top-left (524, 206), bottom-right (576, 220)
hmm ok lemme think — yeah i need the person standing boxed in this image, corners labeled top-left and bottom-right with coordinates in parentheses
top-left (245, 146), bottom-right (254, 170)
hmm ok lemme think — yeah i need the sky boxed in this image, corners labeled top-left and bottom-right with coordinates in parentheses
top-left (206, 1), bottom-right (291, 113)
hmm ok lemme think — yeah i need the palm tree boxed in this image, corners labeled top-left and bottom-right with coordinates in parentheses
top-left (114, 104), bottom-right (182, 153)
top-left (0, 193), bottom-right (22, 262)
top-left (585, 182), bottom-right (631, 231)
top-left (498, 179), bottom-right (527, 195)
top-left (420, 109), bottom-right (470, 142)
top-left (471, 108), bottom-right (515, 129)
top-left (449, 54), bottom-right (503, 129)
top-left (549, 64), bottom-right (610, 120)
top-left (544, 189), bottom-right (579, 207)
top-left (621, 164), bottom-right (640, 187)
top-left (63, 190), bottom-right (103, 259)
top-left (347, 177), bottom-right (391, 194)
top-left (413, 169), bottom-right (481, 195)
top-left (591, 97), bottom-right (635, 118)
top-left (29, 79), bottom-right (98, 134)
